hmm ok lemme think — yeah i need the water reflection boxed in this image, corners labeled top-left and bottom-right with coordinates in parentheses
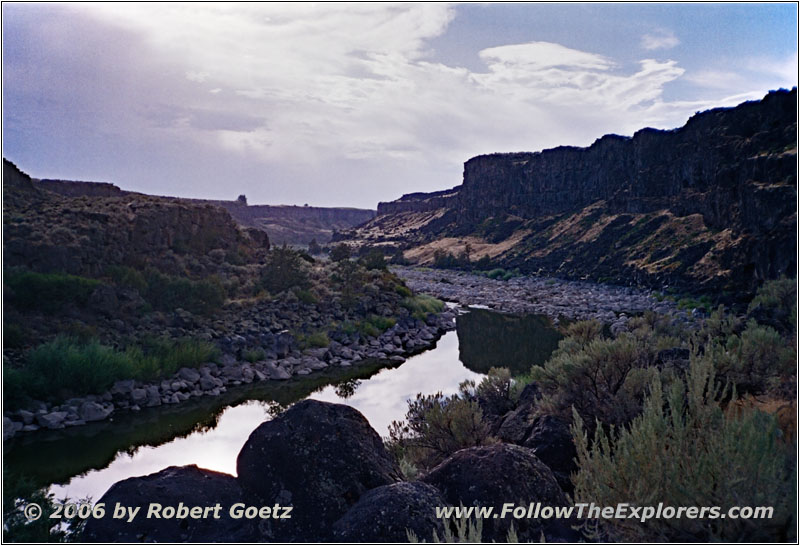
top-left (5, 309), bottom-right (561, 509)
top-left (456, 308), bottom-right (563, 375)
top-left (39, 330), bottom-right (481, 503)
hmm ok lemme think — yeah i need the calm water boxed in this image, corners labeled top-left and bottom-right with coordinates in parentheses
top-left (4, 309), bottom-right (561, 504)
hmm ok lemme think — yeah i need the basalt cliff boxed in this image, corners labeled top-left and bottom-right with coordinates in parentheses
top-left (338, 89), bottom-right (797, 296)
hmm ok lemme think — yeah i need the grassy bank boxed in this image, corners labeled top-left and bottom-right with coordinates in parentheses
top-left (4, 336), bottom-right (219, 409)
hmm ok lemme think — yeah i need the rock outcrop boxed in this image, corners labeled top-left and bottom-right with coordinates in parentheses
top-left (236, 399), bottom-right (401, 540)
top-left (339, 89), bottom-right (797, 297)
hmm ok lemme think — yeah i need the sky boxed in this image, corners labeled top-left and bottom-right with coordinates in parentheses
top-left (2, 3), bottom-right (797, 208)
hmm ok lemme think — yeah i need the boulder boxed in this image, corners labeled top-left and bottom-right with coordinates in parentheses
top-left (236, 400), bottom-right (401, 541)
top-left (36, 411), bottom-right (68, 429)
top-left (79, 401), bottom-right (112, 422)
top-left (522, 415), bottom-right (577, 494)
top-left (496, 382), bottom-right (542, 444)
top-left (178, 367), bottom-right (201, 383)
top-left (421, 444), bottom-right (577, 542)
top-left (83, 465), bottom-right (255, 542)
top-left (332, 482), bottom-right (446, 543)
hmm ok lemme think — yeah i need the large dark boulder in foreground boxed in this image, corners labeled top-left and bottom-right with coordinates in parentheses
top-left (236, 399), bottom-right (401, 541)
top-left (421, 443), bottom-right (579, 542)
top-left (332, 481), bottom-right (446, 542)
top-left (522, 415), bottom-right (578, 494)
top-left (82, 465), bottom-right (254, 542)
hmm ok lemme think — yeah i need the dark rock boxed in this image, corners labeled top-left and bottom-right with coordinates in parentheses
top-left (236, 399), bottom-right (401, 541)
top-left (83, 465), bottom-right (255, 542)
top-left (496, 382), bottom-right (542, 444)
top-left (522, 415), bottom-right (577, 494)
top-left (421, 443), bottom-right (577, 542)
top-left (78, 401), bottom-right (112, 422)
top-left (332, 482), bottom-right (446, 542)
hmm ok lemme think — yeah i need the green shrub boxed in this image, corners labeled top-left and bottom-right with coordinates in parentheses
top-left (706, 319), bottom-right (796, 394)
top-left (243, 348), bottom-right (267, 363)
top-left (366, 314), bottom-right (396, 332)
top-left (144, 270), bottom-right (226, 315)
top-left (15, 337), bottom-right (137, 403)
top-left (486, 268), bottom-right (506, 280)
top-left (388, 391), bottom-right (495, 470)
top-left (330, 243), bottom-right (351, 262)
top-left (394, 284), bottom-right (413, 298)
top-left (296, 330), bottom-right (330, 349)
top-left (531, 333), bottom-right (658, 429)
top-left (259, 245), bottom-right (310, 294)
top-left (294, 288), bottom-right (319, 304)
top-left (572, 356), bottom-right (795, 542)
top-left (105, 265), bottom-right (147, 293)
top-left (460, 367), bottom-right (516, 418)
top-left (331, 259), bottom-right (364, 306)
top-left (4, 336), bottom-right (219, 407)
top-left (360, 248), bottom-right (387, 270)
top-left (402, 294), bottom-right (445, 320)
top-left (748, 276), bottom-right (796, 335)
top-left (4, 270), bottom-right (101, 312)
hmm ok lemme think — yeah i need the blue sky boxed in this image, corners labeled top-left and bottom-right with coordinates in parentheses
top-left (2, 3), bottom-right (797, 208)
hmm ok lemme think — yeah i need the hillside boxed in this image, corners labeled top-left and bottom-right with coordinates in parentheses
top-left (31, 178), bottom-right (375, 246)
top-left (337, 89), bottom-right (797, 297)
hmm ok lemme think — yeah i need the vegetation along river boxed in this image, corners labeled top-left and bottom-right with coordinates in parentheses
top-left (4, 308), bottom-right (562, 505)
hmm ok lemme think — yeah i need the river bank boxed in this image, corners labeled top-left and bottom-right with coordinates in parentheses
top-left (3, 308), bottom-right (458, 439)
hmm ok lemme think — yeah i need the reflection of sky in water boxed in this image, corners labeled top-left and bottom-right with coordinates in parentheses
top-left (52, 330), bottom-right (481, 503)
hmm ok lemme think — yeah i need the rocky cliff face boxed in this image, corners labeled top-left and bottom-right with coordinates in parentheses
top-left (456, 89), bottom-right (795, 229)
top-left (342, 89), bottom-right (797, 296)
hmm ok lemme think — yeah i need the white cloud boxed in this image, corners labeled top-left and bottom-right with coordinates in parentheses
top-left (4, 4), bottom-right (792, 207)
top-left (641, 29), bottom-right (680, 51)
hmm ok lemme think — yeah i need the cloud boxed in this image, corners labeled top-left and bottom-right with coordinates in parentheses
top-left (2, 4), bottom-right (791, 208)
top-left (641, 29), bottom-right (680, 51)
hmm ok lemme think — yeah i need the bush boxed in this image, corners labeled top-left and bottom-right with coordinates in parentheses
top-left (360, 248), bottom-right (387, 270)
top-left (105, 265), bottom-right (147, 293)
top-left (297, 331), bottom-right (330, 349)
top-left (572, 356), bottom-right (795, 542)
top-left (243, 348), bottom-right (266, 363)
top-left (259, 245), bottom-right (310, 294)
top-left (388, 391), bottom-right (495, 470)
top-left (705, 319), bottom-right (796, 394)
top-left (332, 259), bottom-right (364, 306)
top-left (330, 243), bottom-right (351, 262)
top-left (5, 336), bottom-right (219, 407)
top-left (144, 270), bottom-right (226, 315)
top-left (402, 294), bottom-right (445, 320)
top-left (460, 367), bottom-right (516, 418)
top-left (531, 333), bottom-right (658, 429)
top-left (747, 277), bottom-right (796, 335)
top-left (294, 288), bottom-right (319, 304)
top-left (4, 270), bottom-right (101, 312)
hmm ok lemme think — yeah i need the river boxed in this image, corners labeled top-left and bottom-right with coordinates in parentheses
top-left (3, 308), bottom-right (562, 506)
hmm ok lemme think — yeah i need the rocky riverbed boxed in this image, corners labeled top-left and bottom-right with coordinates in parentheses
top-left (394, 267), bottom-right (696, 324)
top-left (2, 309), bottom-right (457, 439)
